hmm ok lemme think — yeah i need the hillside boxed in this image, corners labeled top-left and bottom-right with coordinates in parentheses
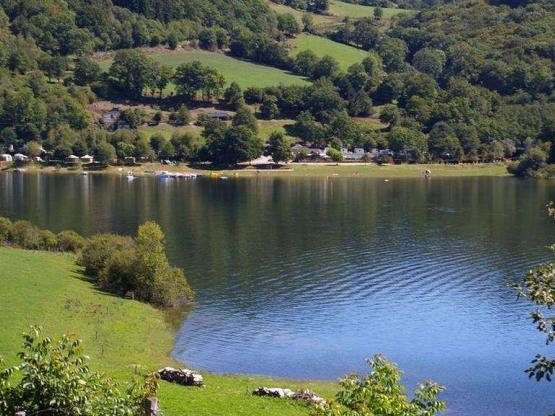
top-left (97, 49), bottom-right (309, 89)
top-left (289, 34), bottom-right (369, 69)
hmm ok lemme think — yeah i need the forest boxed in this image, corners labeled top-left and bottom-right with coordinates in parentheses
top-left (0, 0), bottom-right (553, 175)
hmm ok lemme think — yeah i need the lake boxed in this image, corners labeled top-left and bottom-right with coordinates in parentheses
top-left (1, 172), bottom-right (554, 415)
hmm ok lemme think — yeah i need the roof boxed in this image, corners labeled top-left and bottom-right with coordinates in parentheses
top-left (81, 154), bottom-right (93, 159)
top-left (205, 111), bottom-right (230, 119)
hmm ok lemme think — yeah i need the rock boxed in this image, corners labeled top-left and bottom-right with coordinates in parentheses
top-left (157, 367), bottom-right (204, 387)
top-left (253, 387), bottom-right (326, 406)
top-left (253, 387), bottom-right (295, 398)
top-left (292, 389), bottom-right (327, 406)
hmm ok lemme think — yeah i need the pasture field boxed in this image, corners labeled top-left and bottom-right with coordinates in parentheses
top-left (289, 34), bottom-right (368, 69)
top-left (329, 0), bottom-right (409, 19)
top-left (98, 49), bottom-right (309, 89)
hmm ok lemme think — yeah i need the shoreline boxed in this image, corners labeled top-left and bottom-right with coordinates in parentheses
top-left (5, 162), bottom-right (510, 178)
top-left (0, 247), bottom-right (336, 416)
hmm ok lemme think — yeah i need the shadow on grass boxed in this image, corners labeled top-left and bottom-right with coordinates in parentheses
top-left (69, 266), bottom-right (193, 329)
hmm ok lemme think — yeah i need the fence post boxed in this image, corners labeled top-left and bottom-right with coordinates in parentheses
top-left (143, 397), bottom-right (159, 416)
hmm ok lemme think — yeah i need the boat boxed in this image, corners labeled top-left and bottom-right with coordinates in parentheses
top-left (176, 173), bottom-right (198, 179)
top-left (219, 176), bottom-right (229, 180)
top-left (126, 171), bottom-right (135, 180)
top-left (80, 172), bottom-right (89, 176)
top-left (158, 171), bottom-right (176, 179)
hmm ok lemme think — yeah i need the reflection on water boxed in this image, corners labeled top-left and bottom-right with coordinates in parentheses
top-left (1, 172), bottom-right (555, 415)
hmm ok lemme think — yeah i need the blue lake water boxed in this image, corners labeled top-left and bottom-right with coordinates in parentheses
top-left (1, 173), bottom-right (554, 415)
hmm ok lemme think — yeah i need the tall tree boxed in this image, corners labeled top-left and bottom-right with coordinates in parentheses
top-left (266, 131), bottom-right (292, 164)
top-left (109, 49), bottom-right (153, 99)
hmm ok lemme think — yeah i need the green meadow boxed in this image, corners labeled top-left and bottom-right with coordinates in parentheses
top-left (289, 34), bottom-right (369, 69)
top-left (98, 49), bottom-right (309, 89)
top-left (329, 0), bottom-right (409, 19)
top-left (267, 0), bottom-right (409, 29)
top-left (0, 247), bottom-right (335, 416)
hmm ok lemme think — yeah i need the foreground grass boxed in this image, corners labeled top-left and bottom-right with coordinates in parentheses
top-left (289, 34), bottom-right (369, 69)
top-left (0, 248), bottom-right (335, 416)
top-left (99, 49), bottom-right (309, 89)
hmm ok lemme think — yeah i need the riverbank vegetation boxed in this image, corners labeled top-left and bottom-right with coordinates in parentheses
top-left (0, 247), bottom-right (338, 416)
top-left (0, 217), bottom-right (193, 308)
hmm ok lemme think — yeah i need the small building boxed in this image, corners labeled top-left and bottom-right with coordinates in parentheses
top-left (13, 153), bottom-right (28, 162)
top-left (65, 155), bottom-right (80, 164)
top-left (100, 108), bottom-right (122, 128)
top-left (205, 111), bottom-right (231, 121)
top-left (80, 154), bottom-right (94, 164)
top-left (0, 154), bottom-right (13, 162)
top-left (308, 147), bottom-right (330, 159)
top-left (124, 156), bottom-right (136, 165)
top-left (341, 147), bottom-right (366, 161)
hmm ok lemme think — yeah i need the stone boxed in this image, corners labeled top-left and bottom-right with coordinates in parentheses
top-left (253, 387), bottom-right (326, 406)
top-left (157, 367), bottom-right (204, 387)
top-left (253, 387), bottom-right (295, 398)
top-left (292, 389), bottom-right (327, 406)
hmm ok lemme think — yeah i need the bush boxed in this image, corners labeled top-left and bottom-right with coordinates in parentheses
top-left (10, 221), bottom-right (42, 250)
top-left (57, 230), bottom-right (87, 252)
top-left (0, 327), bottom-right (158, 416)
top-left (317, 355), bottom-right (445, 416)
top-left (78, 234), bottom-right (135, 276)
top-left (78, 222), bottom-right (193, 307)
top-left (327, 148), bottom-right (344, 162)
top-left (39, 229), bottom-right (58, 251)
top-left (132, 221), bottom-right (193, 307)
top-left (244, 87), bottom-right (265, 104)
top-left (0, 217), bottom-right (13, 245)
top-left (100, 242), bottom-right (137, 294)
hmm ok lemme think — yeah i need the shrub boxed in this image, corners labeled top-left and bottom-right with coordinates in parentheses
top-left (10, 220), bottom-right (42, 250)
top-left (317, 355), bottom-right (445, 416)
top-left (244, 87), bottom-right (265, 104)
top-left (39, 229), bottom-right (58, 251)
top-left (327, 148), bottom-right (344, 162)
top-left (78, 234), bottom-right (135, 276)
top-left (0, 327), bottom-right (158, 416)
top-left (0, 217), bottom-right (13, 245)
top-left (78, 222), bottom-right (193, 307)
top-left (100, 242), bottom-right (137, 294)
top-left (132, 221), bottom-right (193, 307)
top-left (57, 230), bottom-right (87, 252)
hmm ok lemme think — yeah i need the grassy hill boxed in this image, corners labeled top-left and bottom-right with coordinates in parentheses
top-left (98, 49), bottom-right (309, 90)
top-left (267, 0), bottom-right (408, 30)
top-left (289, 34), bottom-right (369, 69)
top-left (0, 247), bottom-right (335, 416)
top-left (329, 0), bottom-right (408, 19)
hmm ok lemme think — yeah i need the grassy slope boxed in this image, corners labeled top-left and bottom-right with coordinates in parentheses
top-left (289, 34), bottom-right (368, 69)
top-left (329, 0), bottom-right (407, 19)
top-left (99, 50), bottom-right (309, 89)
top-left (0, 247), bottom-right (335, 416)
top-left (268, 0), bottom-right (408, 29)
top-left (137, 119), bottom-right (293, 141)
